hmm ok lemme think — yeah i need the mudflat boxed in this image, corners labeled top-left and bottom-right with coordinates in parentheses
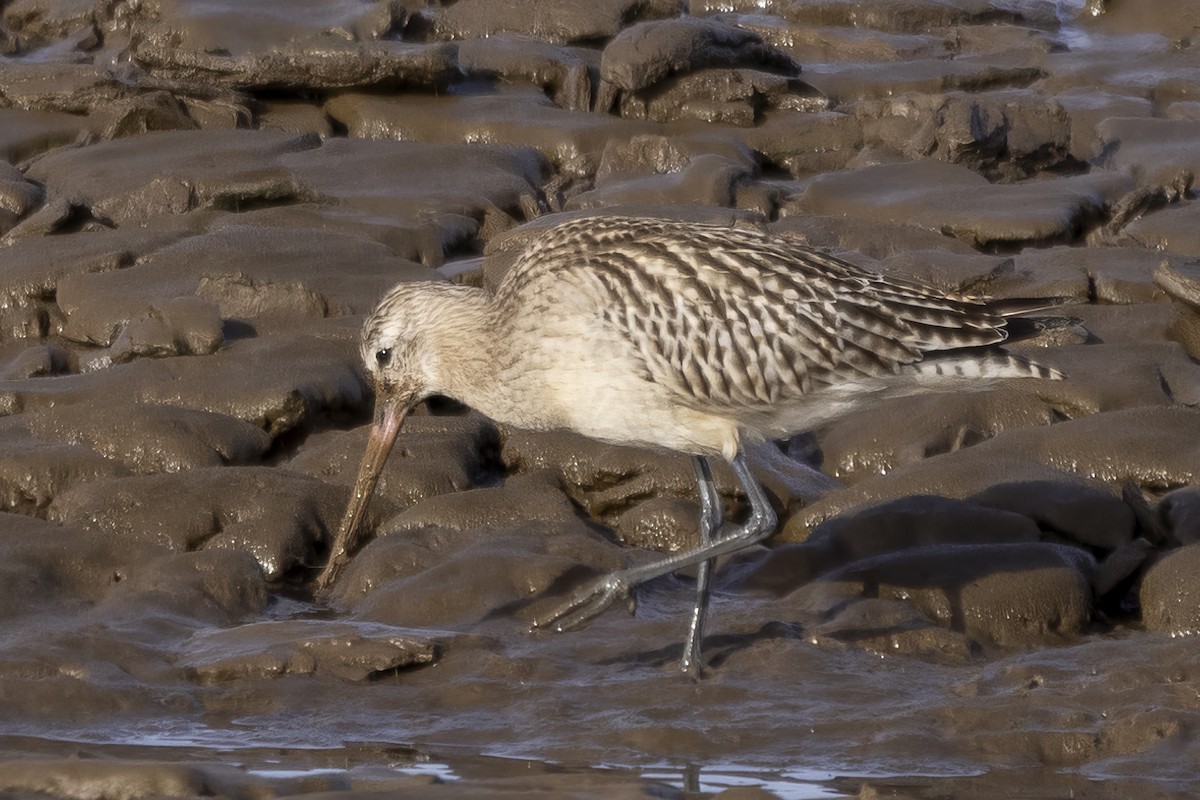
top-left (2, 0), bottom-right (1200, 797)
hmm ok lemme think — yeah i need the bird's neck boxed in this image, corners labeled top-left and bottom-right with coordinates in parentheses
top-left (417, 283), bottom-right (502, 408)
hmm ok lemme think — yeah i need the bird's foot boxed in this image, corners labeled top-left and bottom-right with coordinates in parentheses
top-left (531, 572), bottom-right (634, 633)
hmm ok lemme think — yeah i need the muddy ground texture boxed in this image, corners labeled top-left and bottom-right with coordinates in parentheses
top-left (2, 0), bottom-right (1200, 797)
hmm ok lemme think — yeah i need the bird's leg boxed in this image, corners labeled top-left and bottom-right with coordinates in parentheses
top-left (680, 455), bottom-right (722, 676)
top-left (532, 450), bottom-right (778, 669)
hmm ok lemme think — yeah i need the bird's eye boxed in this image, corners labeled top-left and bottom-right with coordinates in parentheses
top-left (375, 348), bottom-right (392, 366)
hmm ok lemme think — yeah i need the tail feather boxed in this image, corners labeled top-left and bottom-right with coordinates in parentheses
top-left (908, 351), bottom-right (1065, 381)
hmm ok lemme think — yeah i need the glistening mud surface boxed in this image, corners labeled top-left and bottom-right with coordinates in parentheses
top-left (2, 0), bottom-right (1200, 797)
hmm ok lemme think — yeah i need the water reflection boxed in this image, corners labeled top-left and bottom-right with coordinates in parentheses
top-left (642, 763), bottom-right (849, 799)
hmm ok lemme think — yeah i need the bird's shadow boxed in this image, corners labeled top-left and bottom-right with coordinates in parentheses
top-left (487, 564), bottom-right (807, 674)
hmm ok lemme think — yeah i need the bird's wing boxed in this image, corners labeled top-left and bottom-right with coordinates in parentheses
top-left (501, 217), bottom-right (1009, 410)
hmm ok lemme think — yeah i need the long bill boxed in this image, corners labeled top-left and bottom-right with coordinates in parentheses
top-left (314, 394), bottom-right (407, 595)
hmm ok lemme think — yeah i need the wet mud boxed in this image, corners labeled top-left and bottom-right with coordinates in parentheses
top-left (2, 0), bottom-right (1200, 797)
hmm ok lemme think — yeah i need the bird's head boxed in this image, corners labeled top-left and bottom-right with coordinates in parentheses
top-left (315, 279), bottom-right (489, 593)
top-left (314, 284), bottom-right (436, 593)
top-left (361, 284), bottom-right (437, 413)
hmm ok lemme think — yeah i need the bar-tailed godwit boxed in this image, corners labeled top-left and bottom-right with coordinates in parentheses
top-left (315, 216), bottom-right (1062, 674)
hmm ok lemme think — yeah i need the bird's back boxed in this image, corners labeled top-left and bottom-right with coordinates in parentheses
top-left (494, 216), bottom-right (1058, 442)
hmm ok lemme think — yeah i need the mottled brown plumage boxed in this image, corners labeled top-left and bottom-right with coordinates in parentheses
top-left (502, 217), bottom-right (1042, 398)
top-left (317, 215), bottom-right (1063, 674)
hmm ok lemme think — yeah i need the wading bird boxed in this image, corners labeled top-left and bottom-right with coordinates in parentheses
top-left (314, 215), bottom-right (1061, 674)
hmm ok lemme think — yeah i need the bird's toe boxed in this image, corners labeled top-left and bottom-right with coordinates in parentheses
top-left (533, 573), bottom-right (631, 632)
